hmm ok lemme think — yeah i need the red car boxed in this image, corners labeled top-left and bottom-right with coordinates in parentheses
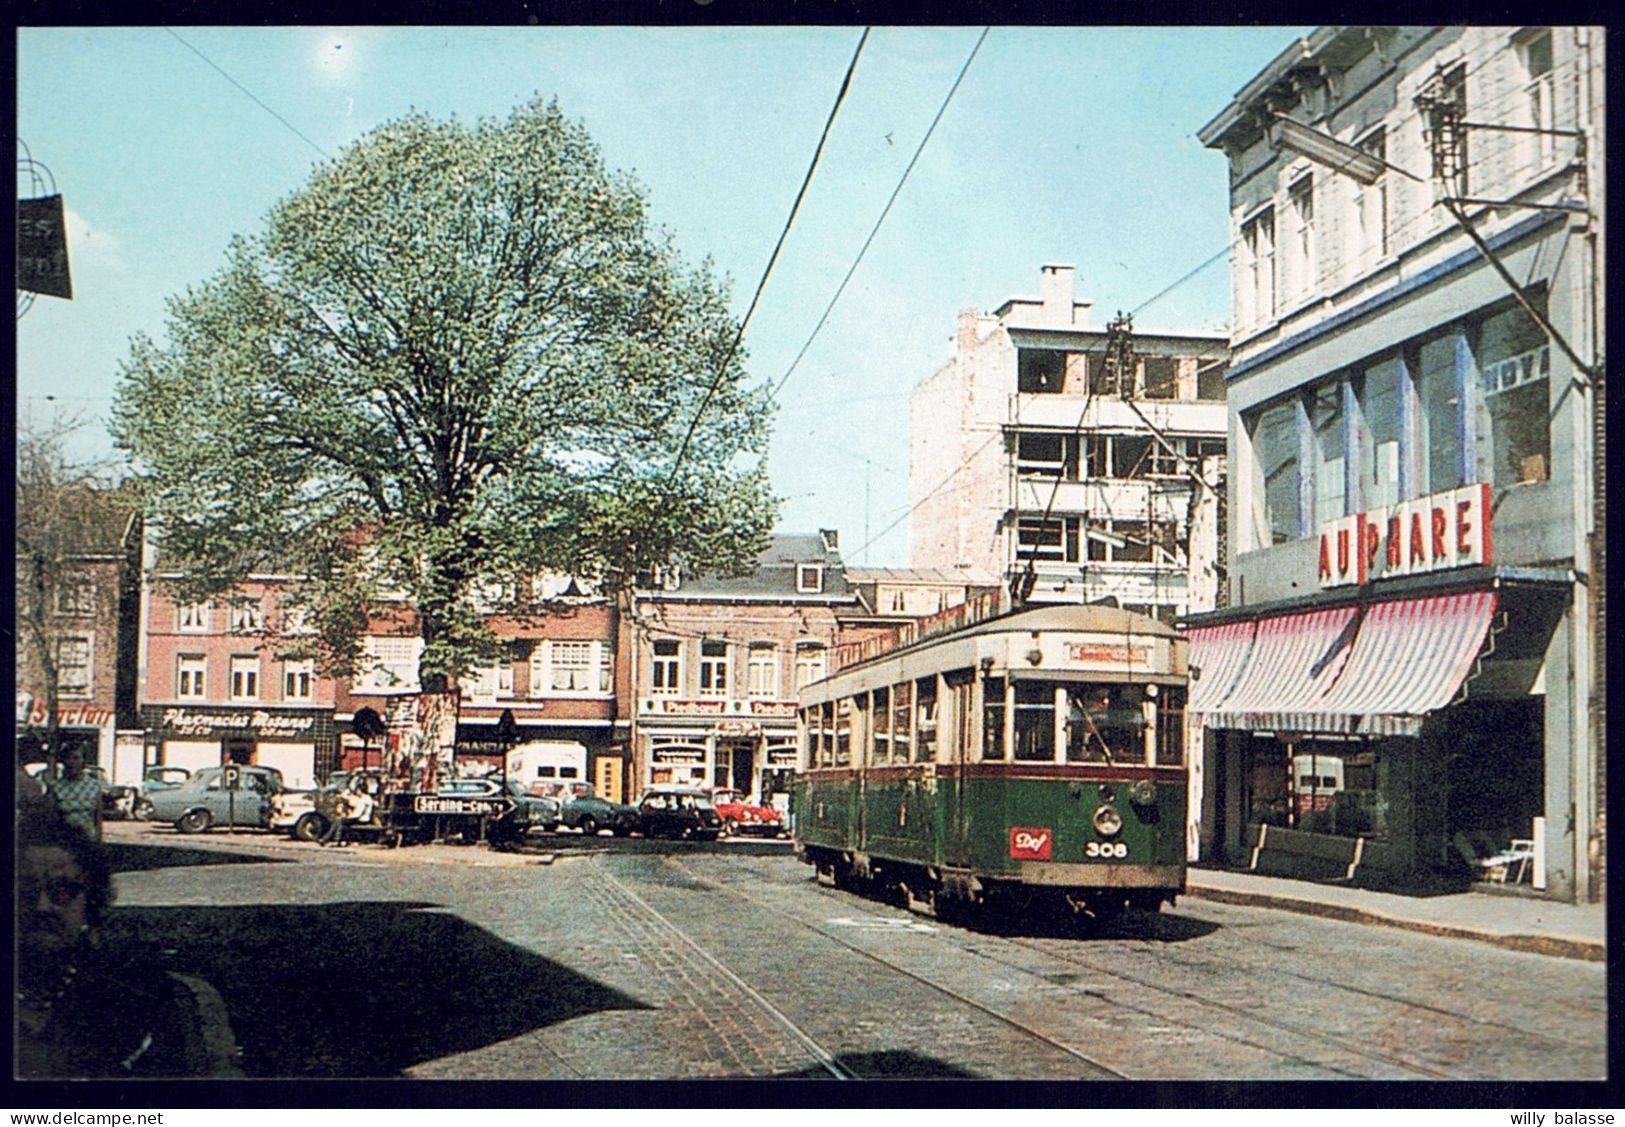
top-left (707, 788), bottom-right (786, 838)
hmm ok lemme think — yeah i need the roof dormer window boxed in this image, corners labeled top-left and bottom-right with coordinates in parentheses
top-left (797, 564), bottom-right (824, 594)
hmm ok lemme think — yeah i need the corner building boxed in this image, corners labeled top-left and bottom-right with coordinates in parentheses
top-left (1190, 26), bottom-right (1603, 899)
top-left (626, 532), bottom-right (857, 803)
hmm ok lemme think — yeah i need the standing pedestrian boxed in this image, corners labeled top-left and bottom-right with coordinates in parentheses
top-left (44, 749), bottom-right (104, 840)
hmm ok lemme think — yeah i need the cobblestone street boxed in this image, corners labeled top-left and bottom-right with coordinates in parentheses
top-left (96, 822), bottom-right (1607, 1082)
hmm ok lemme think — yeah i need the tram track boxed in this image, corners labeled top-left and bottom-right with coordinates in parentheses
top-left (674, 852), bottom-right (1511, 1080)
top-left (652, 854), bottom-right (1127, 1080)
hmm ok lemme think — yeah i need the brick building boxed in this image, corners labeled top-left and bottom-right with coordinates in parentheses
top-left (15, 485), bottom-right (143, 783)
top-left (625, 532), bottom-right (858, 804)
top-left (138, 554), bottom-right (340, 790)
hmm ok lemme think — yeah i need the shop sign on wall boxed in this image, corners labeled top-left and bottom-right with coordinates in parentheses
top-left (158, 707), bottom-right (317, 738)
top-left (1318, 483), bottom-right (1490, 588)
top-left (16, 696), bottom-right (115, 729)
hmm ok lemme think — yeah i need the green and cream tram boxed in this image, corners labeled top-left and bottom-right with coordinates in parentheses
top-left (795, 597), bottom-right (1189, 920)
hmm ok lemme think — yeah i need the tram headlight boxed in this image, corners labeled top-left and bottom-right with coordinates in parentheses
top-left (1093, 804), bottom-right (1123, 837)
top-left (1129, 778), bottom-right (1156, 805)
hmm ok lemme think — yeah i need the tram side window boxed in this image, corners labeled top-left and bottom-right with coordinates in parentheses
top-left (892, 682), bottom-right (913, 761)
top-left (1013, 681), bottom-right (1055, 762)
top-left (819, 701), bottom-right (835, 768)
top-left (799, 708), bottom-right (815, 769)
top-left (1066, 684), bottom-right (1148, 763)
top-left (853, 693), bottom-right (872, 766)
top-left (983, 677), bottom-right (1006, 760)
top-left (872, 686), bottom-right (892, 764)
top-left (1156, 686), bottom-right (1186, 766)
top-left (915, 677), bottom-right (938, 762)
top-left (834, 699), bottom-right (853, 767)
top-left (946, 671), bottom-right (974, 761)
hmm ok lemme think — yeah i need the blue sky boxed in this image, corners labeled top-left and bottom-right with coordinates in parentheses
top-left (16, 25), bottom-right (1310, 566)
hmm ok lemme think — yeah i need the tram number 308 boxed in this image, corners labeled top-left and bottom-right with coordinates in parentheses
top-left (1085, 841), bottom-right (1129, 859)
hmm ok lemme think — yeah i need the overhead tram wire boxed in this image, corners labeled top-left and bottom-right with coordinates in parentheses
top-left (770, 26), bottom-right (991, 401)
top-left (665, 28), bottom-right (871, 484)
top-left (164, 28), bottom-right (333, 162)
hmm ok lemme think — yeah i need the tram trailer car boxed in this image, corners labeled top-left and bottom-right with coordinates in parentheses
top-left (795, 602), bottom-right (1188, 921)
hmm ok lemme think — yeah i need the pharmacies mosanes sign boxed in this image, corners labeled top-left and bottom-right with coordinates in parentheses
top-left (1318, 483), bottom-right (1491, 588)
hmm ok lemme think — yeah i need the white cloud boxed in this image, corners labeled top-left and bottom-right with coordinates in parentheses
top-left (62, 207), bottom-right (127, 274)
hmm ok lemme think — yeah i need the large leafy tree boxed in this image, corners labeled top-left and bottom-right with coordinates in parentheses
top-left (113, 98), bottom-right (775, 691)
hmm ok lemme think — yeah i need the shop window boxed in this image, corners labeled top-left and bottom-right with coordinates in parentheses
top-left (1012, 681), bottom-right (1055, 762)
top-left (178, 601), bottom-right (211, 632)
top-left (1417, 333), bottom-right (1466, 494)
top-left (1017, 348), bottom-right (1066, 393)
top-left (794, 643), bottom-right (827, 689)
top-left (981, 676), bottom-right (1006, 761)
top-left (1310, 379), bottom-right (1346, 527)
top-left (746, 644), bottom-right (778, 698)
top-left (1248, 397), bottom-right (1303, 546)
top-left (177, 655), bottom-right (206, 700)
top-left (229, 598), bottom-right (262, 634)
top-left (651, 639), bottom-right (681, 695)
top-left (55, 635), bottom-right (93, 698)
top-left (1358, 359), bottom-right (1402, 509)
top-left (1015, 516), bottom-right (1081, 565)
top-left (915, 677), bottom-right (938, 762)
top-left (698, 639), bottom-right (729, 698)
top-left (283, 659), bottom-right (314, 703)
top-left (1142, 356), bottom-right (1178, 400)
top-left (55, 578), bottom-right (97, 617)
top-left (1475, 306), bottom-right (1551, 489)
top-left (230, 655), bottom-right (259, 702)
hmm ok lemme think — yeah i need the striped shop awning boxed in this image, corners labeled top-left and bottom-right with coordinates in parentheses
top-left (1203, 607), bottom-right (1360, 734)
top-left (1314, 590), bottom-right (1500, 737)
top-left (1191, 590), bottom-right (1500, 738)
top-left (1184, 621), bottom-right (1256, 711)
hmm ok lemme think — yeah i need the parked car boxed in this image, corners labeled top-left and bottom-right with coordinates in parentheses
top-left (132, 765), bottom-right (193, 819)
top-left (635, 786), bottom-right (723, 841)
top-left (89, 767), bottom-right (144, 821)
top-left (148, 764), bottom-right (287, 833)
top-left (279, 770), bottom-right (385, 842)
top-left (486, 778), bottom-right (562, 847)
top-left (706, 787), bottom-right (786, 837)
top-left (550, 783), bottom-right (638, 837)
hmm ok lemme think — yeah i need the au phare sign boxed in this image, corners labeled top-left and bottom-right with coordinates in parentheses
top-left (1319, 483), bottom-right (1490, 588)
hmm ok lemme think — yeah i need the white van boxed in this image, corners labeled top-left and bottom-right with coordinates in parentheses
top-left (507, 740), bottom-right (589, 787)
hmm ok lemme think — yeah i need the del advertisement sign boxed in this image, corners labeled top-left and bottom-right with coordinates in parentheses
top-left (1318, 483), bottom-right (1491, 588)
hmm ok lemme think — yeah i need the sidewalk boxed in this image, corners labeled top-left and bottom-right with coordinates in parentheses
top-left (1185, 866), bottom-right (1606, 962)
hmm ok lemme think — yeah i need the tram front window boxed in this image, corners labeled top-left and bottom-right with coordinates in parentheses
top-left (1066, 684), bottom-right (1148, 763)
top-left (1013, 681), bottom-right (1056, 761)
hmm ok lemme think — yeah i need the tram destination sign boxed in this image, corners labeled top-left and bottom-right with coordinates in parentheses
top-left (1318, 483), bottom-right (1490, 588)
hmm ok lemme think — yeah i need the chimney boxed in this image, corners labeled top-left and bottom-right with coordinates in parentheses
top-left (956, 308), bottom-right (980, 353)
top-left (1040, 264), bottom-right (1076, 326)
top-left (818, 529), bottom-right (840, 553)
